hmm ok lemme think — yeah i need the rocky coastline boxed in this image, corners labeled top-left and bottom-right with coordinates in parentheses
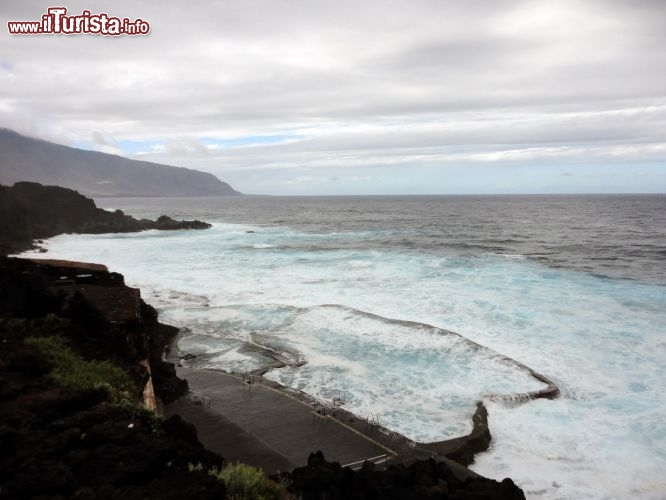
top-left (0, 256), bottom-right (527, 499)
top-left (0, 182), bottom-right (211, 255)
top-left (0, 182), bottom-right (527, 498)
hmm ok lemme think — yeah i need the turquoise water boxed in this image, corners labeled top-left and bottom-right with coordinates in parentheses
top-left (19, 195), bottom-right (666, 499)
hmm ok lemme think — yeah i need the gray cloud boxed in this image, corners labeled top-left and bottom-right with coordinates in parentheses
top-left (1, 0), bottom-right (665, 193)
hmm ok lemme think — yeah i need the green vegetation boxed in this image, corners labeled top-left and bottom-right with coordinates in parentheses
top-left (220, 463), bottom-right (289, 500)
top-left (145, 409), bottom-right (165, 436)
top-left (189, 462), bottom-right (290, 500)
top-left (26, 335), bottom-right (133, 394)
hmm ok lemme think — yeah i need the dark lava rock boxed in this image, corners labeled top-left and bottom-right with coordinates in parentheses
top-left (425, 402), bottom-right (492, 467)
top-left (153, 215), bottom-right (211, 230)
top-left (284, 451), bottom-right (525, 500)
top-left (0, 182), bottom-right (211, 255)
top-left (0, 257), bottom-right (226, 499)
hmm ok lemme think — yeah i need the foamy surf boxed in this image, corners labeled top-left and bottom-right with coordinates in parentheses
top-left (172, 303), bottom-right (548, 442)
top-left (18, 206), bottom-right (666, 500)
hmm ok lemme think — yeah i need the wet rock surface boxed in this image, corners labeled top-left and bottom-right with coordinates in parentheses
top-left (424, 402), bottom-right (492, 467)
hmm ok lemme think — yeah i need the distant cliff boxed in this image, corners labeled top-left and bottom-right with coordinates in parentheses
top-left (0, 128), bottom-right (240, 197)
top-left (0, 182), bottom-right (212, 255)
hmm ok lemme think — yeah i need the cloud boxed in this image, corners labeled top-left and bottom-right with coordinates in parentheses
top-left (91, 131), bottom-right (109, 146)
top-left (1, 0), bottom-right (665, 193)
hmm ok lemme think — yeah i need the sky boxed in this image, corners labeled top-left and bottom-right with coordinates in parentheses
top-left (1, 0), bottom-right (665, 195)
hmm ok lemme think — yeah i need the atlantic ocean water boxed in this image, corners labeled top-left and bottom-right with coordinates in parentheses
top-left (20, 195), bottom-right (666, 499)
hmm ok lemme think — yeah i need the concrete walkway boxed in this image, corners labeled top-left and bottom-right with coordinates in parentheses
top-left (167, 398), bottom-right (296, 473)
top-left (166, 367), bottom-right (392, 474)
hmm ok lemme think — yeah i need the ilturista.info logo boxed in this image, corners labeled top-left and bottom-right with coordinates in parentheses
top-left (7, 7), bottom-right (150, 36)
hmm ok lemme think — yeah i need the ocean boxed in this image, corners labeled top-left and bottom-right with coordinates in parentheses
top-left (20, 194), bottom-right (666, 499)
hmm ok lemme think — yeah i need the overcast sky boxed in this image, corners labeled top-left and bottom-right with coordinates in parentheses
top-left (1, 0), bottom-right (665, 194)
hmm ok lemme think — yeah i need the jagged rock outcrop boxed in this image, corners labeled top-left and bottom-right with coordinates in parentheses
top-left (425, 402), bottom-right (492, 467)
top-left (0, 182), bottom-right (212, 255)
top-left (283, 451), bottom-right (525, 500)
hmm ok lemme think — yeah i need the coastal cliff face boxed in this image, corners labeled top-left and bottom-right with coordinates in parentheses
top-left (0, 128), bottom-right (240, 197)
top-left (0, 182), bottom-right (212, 255)
top-left (0, 257), bottom-right (226, 499)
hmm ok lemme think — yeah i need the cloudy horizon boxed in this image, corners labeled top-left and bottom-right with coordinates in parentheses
top-left (1, 0), bottom-right (665, 195)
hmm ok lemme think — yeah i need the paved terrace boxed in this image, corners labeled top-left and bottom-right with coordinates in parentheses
top-left (166, 367), bottom-right (394, 474)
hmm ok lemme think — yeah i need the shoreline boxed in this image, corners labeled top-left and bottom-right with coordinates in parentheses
top-left (0, 255), bottom-right (528, 498)
top-left (166, 322), bottom-right (558, 470)
top-left (19, 248), bottom-right (559, 470)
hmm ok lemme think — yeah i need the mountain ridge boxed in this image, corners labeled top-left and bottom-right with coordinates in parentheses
top-left (0, 128), bottom-right (240, 197)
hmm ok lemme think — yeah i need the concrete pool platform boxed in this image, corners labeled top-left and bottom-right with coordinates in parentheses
top-left (166, 367), bottom-right (398, 474)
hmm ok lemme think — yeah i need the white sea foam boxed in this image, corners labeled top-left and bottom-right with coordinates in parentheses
top-left (173, 302), bottom-right (544, 439)
top-left (206, 345), bottom-right (269, 373)
top-left (18, 222), bottom-right (666, 499)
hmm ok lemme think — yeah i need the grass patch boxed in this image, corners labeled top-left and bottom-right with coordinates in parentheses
top-left (189, 462), bottom-right (290, 500)
top-left (26, 335), bottom-right (133, 394)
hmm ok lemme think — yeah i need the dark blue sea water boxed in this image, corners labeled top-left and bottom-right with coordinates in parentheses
top-left (96, 194), bottom-right (666, 285)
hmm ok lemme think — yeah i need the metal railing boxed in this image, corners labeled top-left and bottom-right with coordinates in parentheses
top-left (332, 389), bottom-right (346, 407)
top-left (311, 401), bottom-right (334, 421)
top-left (241, 372), bottom-right (264, 391)
top-left (365, 413), bottom-right (381, 427)
top-left (187, 389), bottom-right (212, 407)
top-left (343, 454), bottom-right (389, 471)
